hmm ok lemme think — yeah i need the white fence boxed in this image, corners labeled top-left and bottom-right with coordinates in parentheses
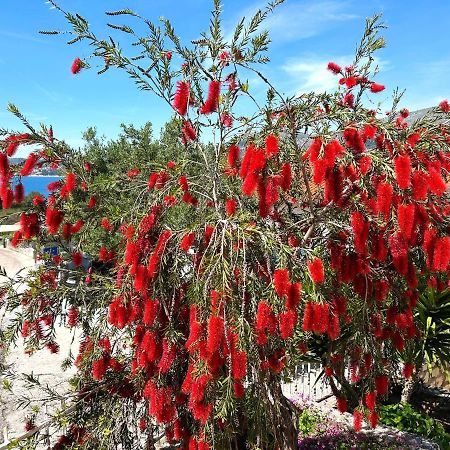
top-left (282, 362), bottom-right (332, 401)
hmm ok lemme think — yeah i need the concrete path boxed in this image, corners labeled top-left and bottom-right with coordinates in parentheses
top-left (0, 246), bottom-right (77, 444)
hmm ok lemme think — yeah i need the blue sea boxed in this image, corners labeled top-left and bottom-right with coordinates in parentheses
top-left (12, 176), bottom-right (61, 196)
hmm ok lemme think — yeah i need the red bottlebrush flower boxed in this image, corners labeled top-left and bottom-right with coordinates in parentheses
top-left (362, 124), bottom-right (377, 140)
top-left (92, 358), bottom-right (107, 381)
top-left (66, 172), bottom-right (76, 193)
top-left (233, 381), bottom-right (245, 399)
top-left (343, 127), bottom-right (365, 154)
top-left (158, 338), bottom-right (176, 373)
top-left (327, 312), bottom-right (340, 340)
top-left (351, 211), bottom-right (369, 255)
top-left (365, 391), bottom-right (377, 410)
top-left (200, 80), bottom-right (220, 114)
top-left (225, 198), bottom-right (237, 216)
top-left (173, 80), bottom-right (190, 116)
top-left (353, 410), bottom-right (363, 432)
top-left (143, 299), bottom-right (159, 326)
top-left (368, 410), bottom-right (379, 429)
top-left (72, 219), bottom-right (84, 234)
top-left (439, 99), bottom-right (450, 112)
top-left (182, 120), bottom-right (197, 142)
top-left (71, 57), bottom-right (83, 74)
top-left (255, 301), bottom-right (276, 337)
top-left (83, 161), bottom-right (91, 172)
top-left (376, 182), bottom-right (393, 220)
top-left (0, 153), bottom-right (9, 179)
top-left (206, 315), bottom-right (224, 356)
top-left (11, 230), bottom-right (23, 247)
top-left (327, 62), bottom-right (342, 74)
top-left (336, 397), bottom-right (347, 413)
top-left (180, 232), bottom-right (195, 252)
top-left (127, 168), bottom-right (140, 178)
top-left (313, 303), bottom-right (329, 334)
top-left (403, 362), bottom-right (415, 379)
top-left (265, 134), bottom-right (278, 157)
top-left (375, 375), bottom-right (389, 395)
top-left (231, 350), bottom-right (247, 380)
top-left (21, 320), bottom-right (31, 337)
top-left (68, 307), bottom-right (79, 327)
top-left (179, 175), bottom-right (189, 191)
top-left (339, 76), bottom-right (358, 89)
top-left (278, 310), bottom-right (297, 339)
top-left (227, 145), bottom-right (240, 168)
top-left (14, 183), bottom-right (24, 204)
top-left (358, 155), bottom-right (372, 175)
top-left (134, 264), bottom-right (148, 294)
top-left (87, 196), bottom-right (96, 208)
top-left (412, 170), bottom-right (428, 200)
top-left (428, 167), bottom-right (446, 196)
top-left (101, 217), bottom-right (113, 232)
top-left (191, 402), bottom-right (213, 425)
top-left (370, 82), bottom-right (385, 93)
top-left (32, 194), bottom-right (44, 206)
top-left (397, 203), bottom-right (416, 242)
top-left (312, 159), bottom-right (328, 184)
top-left (273, 268), bottom-right (290, 297)
top-left (324, 366), bottom-right (333, 377)
top-left (72, 252), bottom-right (83, 267)
top-left (20, 153), bottom-right (39, 176)
top-left (343, 92), bottom-right (354, 108)
top-left (46, 208), bottom-right (64, 234)
top-left (432, 237), bottom-right (450, 272)
top-left (306, 137), bottom-right (323, 163)
top-left (394, 155), bottom-right (411, 189)
top-left (242, 171), bottom-right (260, 196)
top-left (280, 163), bottom-right (292, 192)
top-left (307, 258), bottom-right (325, 284)
top-left (220, 112), bottom-right (233, 128)
top-left (302, 302), bottom-right (314, 331)
top-left (286, 282), bottom-right (301, 309)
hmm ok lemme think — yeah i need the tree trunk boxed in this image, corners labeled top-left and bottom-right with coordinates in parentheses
top-left (401, 377), bottom-right (418, 403)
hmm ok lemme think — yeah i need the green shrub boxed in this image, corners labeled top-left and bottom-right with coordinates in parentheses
top-left (379, 403), bottom-right (450, 450)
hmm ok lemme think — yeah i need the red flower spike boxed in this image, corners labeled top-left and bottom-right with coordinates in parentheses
top-left (375, 375), bottom-right (389, 395)
top-left (225, 198), bottom-right (237, 216)
top-left (307, 258), bottom-right (325, 284)
top-left (327, 62), bottom-right (342, 74)
top-left (180, 232), bottom-right (195, 252)
top-left (273, 268), bottom-right (290, 298)
top-left (403, 362), bottom-right (415, 379)
top-left (227, 145), bottom-right (240, 168)
top-left (394, 155), bottom-right (411, 189)
top-left (336, 397), bottom-right (347, 413)
top-left (370, 83), bottom-right (385, 93)
top-left (173, 80), bottom-right (190, 116)
top-left (71, 58), bottom-right (83, 74)
top-left (302, 302), bottom-right (314, 331)
top-left (353, 410), bottom-right (363, 432)
top-left (365, 391), bottom-right (377, 410)
top-left (265, 134), bottom-right (278, 157)
top-left (200, 80), bottom-right (221, 114)
top-left (20, 153), bottom-right (39, 176)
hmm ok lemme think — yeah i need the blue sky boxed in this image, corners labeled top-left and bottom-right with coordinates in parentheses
top-left (1, 0), bottom-right (450, 156)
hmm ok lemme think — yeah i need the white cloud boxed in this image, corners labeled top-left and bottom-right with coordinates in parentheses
top-left (282, 55), bottom-right (388, 95)
top-left (282, 55), bottom-right (351, 94)
top-left (225, 0), bottom-right (358, 44)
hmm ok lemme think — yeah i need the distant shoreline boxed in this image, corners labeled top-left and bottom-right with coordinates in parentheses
top-left (26, 174), bottom-right (61, 178)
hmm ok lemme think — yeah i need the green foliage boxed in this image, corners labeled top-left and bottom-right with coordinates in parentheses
top-left (412, 289), bottom-right (450, 374)
top-left (379, 403), bottom-right (450, 450)
top-left (298, 408), bottom-right (325, 437)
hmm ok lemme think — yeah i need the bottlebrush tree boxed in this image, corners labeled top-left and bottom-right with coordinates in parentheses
top-left (1, 1), bottom-right (450, 449)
